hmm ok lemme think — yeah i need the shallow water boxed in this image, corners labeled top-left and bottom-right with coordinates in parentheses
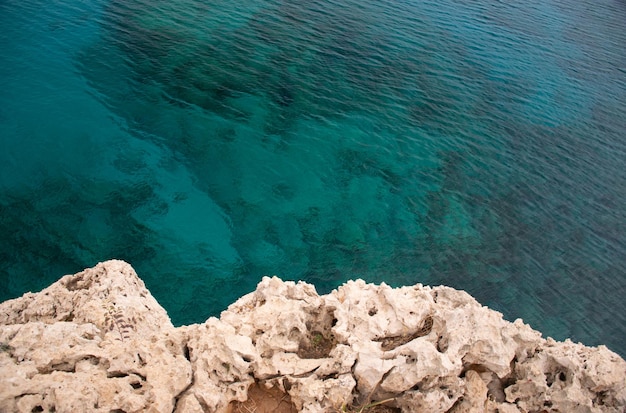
top-left (1, 0), bottom-right (625, 356)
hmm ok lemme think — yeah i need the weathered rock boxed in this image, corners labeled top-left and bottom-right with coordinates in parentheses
top-left (0, 261), bottom-right (191, 413)
top-left (0, 260), bottom-right (624, 412)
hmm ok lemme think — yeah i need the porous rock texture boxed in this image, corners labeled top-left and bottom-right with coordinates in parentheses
top-left (0, 260), bottom-right (624, 413)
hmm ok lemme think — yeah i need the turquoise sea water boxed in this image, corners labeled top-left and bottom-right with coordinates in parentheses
top-left (1, 0), bottom-right (625, 355)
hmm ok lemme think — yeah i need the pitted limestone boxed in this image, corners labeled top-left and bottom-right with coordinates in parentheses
top-left (1, 260), bottom-right (624, 413)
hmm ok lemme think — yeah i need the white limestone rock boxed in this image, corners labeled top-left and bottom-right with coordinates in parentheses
top-left (0, 260), bottom-right (191, 413)
top-left (174, 319), bottom-right (255, 413)
top-left (1, 260), bottom-right (624, 413)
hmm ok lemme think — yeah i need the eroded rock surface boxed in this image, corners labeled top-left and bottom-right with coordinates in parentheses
top-left (1, 260), bottom-right (624, 412)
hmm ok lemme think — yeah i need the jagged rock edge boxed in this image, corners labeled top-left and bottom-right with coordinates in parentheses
top-left (0, 260), bottom-right (624, 413)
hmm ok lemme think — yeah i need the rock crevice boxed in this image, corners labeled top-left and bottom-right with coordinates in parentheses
top-left (1, 260), bottom-right (624, 412)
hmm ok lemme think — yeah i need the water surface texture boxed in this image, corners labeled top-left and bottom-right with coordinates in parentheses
top-left (1, 0), bottom-right (625, 355)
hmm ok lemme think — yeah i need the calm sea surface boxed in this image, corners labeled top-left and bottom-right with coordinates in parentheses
top-left (1, 0), bottom-right (625, 356)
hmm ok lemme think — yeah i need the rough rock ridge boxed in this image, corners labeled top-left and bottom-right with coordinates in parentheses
top-left (0, 260), bottom-right (624, 413)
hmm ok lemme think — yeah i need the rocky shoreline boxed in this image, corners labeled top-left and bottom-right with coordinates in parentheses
top-left (1, 260), bottom-right (624, 412)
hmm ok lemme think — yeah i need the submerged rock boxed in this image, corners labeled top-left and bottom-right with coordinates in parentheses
top-left (0, 260), bottom-right (624, 412)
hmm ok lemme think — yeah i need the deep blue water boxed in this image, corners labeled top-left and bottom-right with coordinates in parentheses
top-left (1, 0), bottom-right (625, 356)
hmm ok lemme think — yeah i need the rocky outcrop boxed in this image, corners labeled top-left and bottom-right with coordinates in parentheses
top-left (0, 260), bottom-right (624, 413)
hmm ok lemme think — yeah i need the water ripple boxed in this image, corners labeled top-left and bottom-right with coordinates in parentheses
top-left (0, 0), bottom-right (625, 355)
